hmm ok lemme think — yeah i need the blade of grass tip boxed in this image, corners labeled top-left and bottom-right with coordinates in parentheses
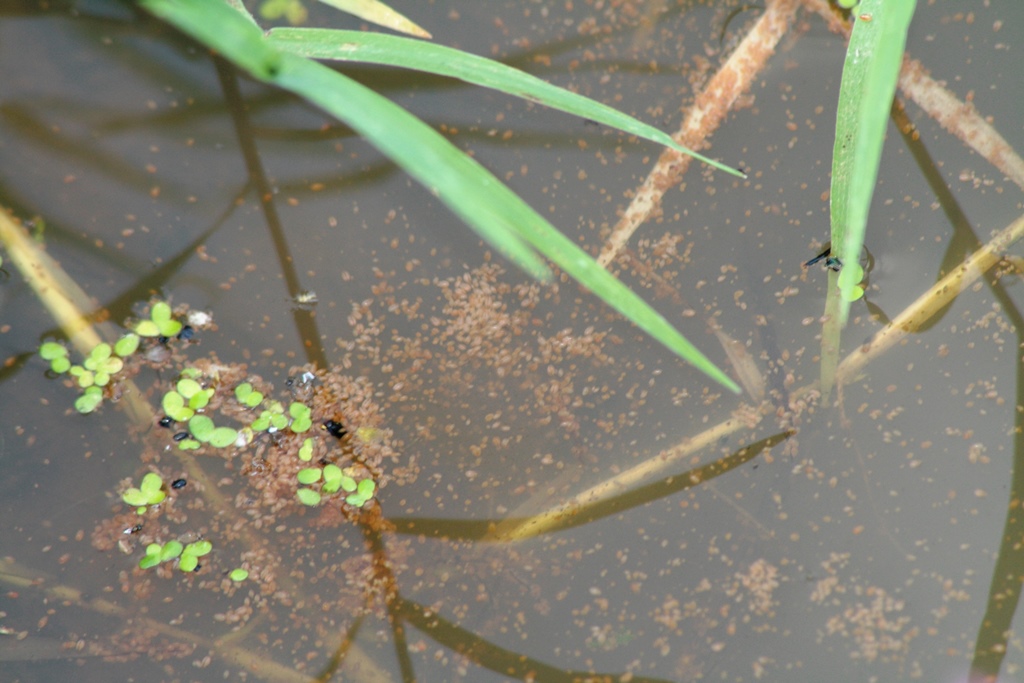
top-left (266, 28), bottom-right (744, 178)
top-left (316, 0), bottom-right (431, 39)
top-left (823, 0), bottom-right (915, 395)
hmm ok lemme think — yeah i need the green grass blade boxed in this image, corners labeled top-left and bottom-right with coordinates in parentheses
top-left (140, 0), bottom-right (740, 392)
top-left (822, 0), bottom-right (915, 397)
top-left (829, 0), bottom-right (916, 325)
top-left (266, 28), bottom-right (745, 179)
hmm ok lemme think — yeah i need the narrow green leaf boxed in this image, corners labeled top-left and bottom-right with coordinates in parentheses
top-left (267, 28), bottom-right (743, 178)
top-left (830, 0), bottom-right (916, 325)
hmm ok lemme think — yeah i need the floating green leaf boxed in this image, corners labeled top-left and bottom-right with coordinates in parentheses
top-left (235, 382), bottom-right (264, 407)
top-left (185, 540), bottom-right (212, 557)
top-left (122, 488), bottom-right (150, 507)
top-left (140, 472), bottom-right (166, 504)
top-left (298, 437), bottom-right (314, 462)
top-left (178, 553), bottom-right (199, 572)
top-left (135, 319), bottom-right (160, 337)
top-left (188, 388), bottom-right (213, 410)
top-left (188, 415), bottom-right (216, 442)
top-left (139, 544), bottom-right (163, 569)
top-left (178, 438), bottom-right (201, 450)
top-left (297, 467), bottom-right (321, 485)
top-left (296, 488), bottom-right (321, 506)
top-left (151, 301), bottom-right (173, 323)
top-left (229, 568), bottom-right (249, 582)
top-left (159, 540), bottom-right (184, 562)
top-left (114, 333), bottom-right (141, 357)
top-left (177, 378), bottom-right (202, 398)
top-left (39, 341), bottom-right (68, 361)
top-left (322, 464), bottom-right (342, 492)
top-left (74, 387), bottom-right (104, 414)
top-left (208, 426), bottom-right (239, 448)
top-left (50, 356), bottom-right (71, 374)
top-left (162, 390), bottom-right (195, 422)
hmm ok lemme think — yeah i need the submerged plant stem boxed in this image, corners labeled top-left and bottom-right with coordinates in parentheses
top-left (597, 0), bottom-right (799, 269)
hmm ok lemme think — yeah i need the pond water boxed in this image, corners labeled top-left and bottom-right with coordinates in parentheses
top-left (1, 1), bottom-right (1023, 682)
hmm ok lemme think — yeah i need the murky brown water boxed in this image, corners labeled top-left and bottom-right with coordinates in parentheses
top-left (1, 1), bottom-right (1023, 682)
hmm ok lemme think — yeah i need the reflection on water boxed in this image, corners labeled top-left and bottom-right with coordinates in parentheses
top-left (1, 1), bottom-right (1023, 682)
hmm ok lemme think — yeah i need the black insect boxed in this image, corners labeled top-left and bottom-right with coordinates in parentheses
top-left (171, 478), bottom-right (187, 489)
top-left (323, 420), bottom-right (347, 439)
top-left (804, 246), bottom-right (842, 272)
top-left (177, 325), bottom-right (195, 341)
top-left (192, 563), bottom-right (202, 572)
top-left (173, 431), bottom-right (189, 442)
top-left (123, 523), bottom-right (144, 535)
top-left (159, 416), bottom-right (174, 428)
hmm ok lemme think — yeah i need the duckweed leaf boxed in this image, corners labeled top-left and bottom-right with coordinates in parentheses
top-left (122, 488), bottom-right (150, 507)
top-left (208, 426), bottom-right (238, 448)
top-left (356, 478), bottom-right (376, 497)
top-left (185, 540), bottom-right (212, 556)
top-left (340, 475), bottom-right (357, 493)
top-left (235, 382), bottom-right (264, 407)
top-left (162, 391), bottom-right (194, 422)
top-left (151, 301), bottom-right (173, 323)
top-left (298, 438), bottom-right (314, 462)
top-left (177, 378), bottom-right (202, 398)
top-left (139, 553), bottom-right (162, 570)
top-left (188, 388), bottom-right (212, 410)
top-left (296, 488), bottom-right (321, 506)
top-left (114, 333), bottom-right (140, 357)
top-left (322, 464), bottom-right (342, 492)
top-left (297, 468), bottom-right (321, 485)
top-left (229, 568), bottom-right (249, 581)
top-left (73, 368), bottom-right (95, 388)
top-left (50, 356), bottom-right (71, 374)
top-left (159, 540), bottom-right (183, 562)
top-left (139, 544), bottom-right (163, 569)
top-left (140, 473), bottom-right (166, 504)
top-left (290, 415), bottom-right (312, 432)
top-left (90, 343), bottom-right (112, 362)
top-left (135, 319), bottom-right (160, 337)
top-left (39, 342), bottom-right (68, 361)
top-left (157, 319), bottom-right (183, 337)
top-left (178, 438), bottom-right (201, 450)
top-left (345, 492), bottom-right (369, 507)
top-left (75, 387), bottom-right (104, 414)
top-left (178, 553), bottom-right (199, 572)
top-left (188, 415), bottom-right (215, 442)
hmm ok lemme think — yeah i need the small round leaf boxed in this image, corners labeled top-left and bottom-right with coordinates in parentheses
top-left (296, 488), bottom-right (321, 506)
top-left (178, 554), bottom-right (199, 572)
top-left (188, 415), bottom-right (215, 441)
top-left (229, 568), bottom-right (249, 581)
top-left (208, 427), bottom-right (238, 449)
top-left (160, 541), bottom-right (184, 562)
top-left (151, 301), bottom-right (172, 323)
top-left (114, 333), bottom-right (140, 357)
top-left (135, 319), bottom-right (160, 337)
top-left (297, 468), bottom-right (322, 485)
top-left (39, 342), bottom-right (68, 360)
